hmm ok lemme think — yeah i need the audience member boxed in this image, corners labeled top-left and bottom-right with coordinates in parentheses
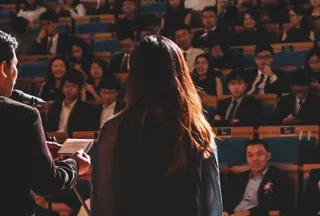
top-left (10, 16), bottom-right (35, 55)
top-left (305, 47), bottom-right (320, 92)
top-left (272, 68), bottom-right (320, 125)
top-left (260, 0), bottom-right (289, 23)
top-left (175, 26), bottom-right (204, 72)
top-left (115, 0), bottom-right (138, 32)
top-left (31, 10), bottom-right (69, 56)
top-left (304, 168), bottom-right (320, 216)
top-left (56, 0), bottom-right (87, 18)
top-left (110, 30), bottom-right (135, 74)
top-left (95, 0), bottom-right (122, 15)
top-left (184, 0), bottom-right (216, 12)
top-left (246, 43), bottom-right (290, 96)
top-left (136, 13), bottom-right (161, 39)
top-left (192, 53), bottom-right (225, 98)
top-left (81, 59), bottom-right (109, 102)
top-left (39, 56), bottom-right (69, 102)
top-left (213, 69), bottom-right (261, 127)
top-left (161, 0), bottom-right (192, 39)
top-left (67, 36), bottom-right (93, 81)
top-left (46, 71), bottom-right (95, 136)
top-left (93, 76), bottom-right (124, 130)
top-left (223, 139), bottom-right (294, 216)
top-left (282, 5), bottom-right (315, 43)
top-left (17, 0), bottom-right (46, 24)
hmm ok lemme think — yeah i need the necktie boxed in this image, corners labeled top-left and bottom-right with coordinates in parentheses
top-left (47, 38), bottom-right (53, 53)
top-left (251, 73), bottom-right (265, 95)
top-left (120, 54), bottom-right (129, 73)
top-left (296, 100), bottom-right (304, 117)
top-left (225, 100), bottom-right (238, 121)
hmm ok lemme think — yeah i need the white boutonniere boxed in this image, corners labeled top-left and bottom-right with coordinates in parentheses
top-left (264, 182), bottom-right (274, 194)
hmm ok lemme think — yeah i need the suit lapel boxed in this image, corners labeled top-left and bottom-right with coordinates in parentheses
top-left (67, 100), bottom-right (79, 133)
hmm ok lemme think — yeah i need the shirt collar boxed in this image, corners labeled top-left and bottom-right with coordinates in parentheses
top-left (205, 26), bottom-right (216, 32)
top-left (296, 97), bottom-right (306, 104)
top-left (103, 101), bottom-right (116, 110)
top-left (62, 99), bottom-right (77, 109)
top-left (49, 33), bottom-right (59, 41)
top-left (250, 166), bottom-right (269, 179)
top-left (232, 95), bottom-right (244, 104)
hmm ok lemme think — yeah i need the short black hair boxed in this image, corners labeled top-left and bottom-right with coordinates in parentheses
top-left (99, 75), bottom-right (120, 90)
top-left (175, 25), bottom-right (191, 34)
top-left (63, 70), bottom-right (85, 89)
top-left (202, 6), bottom-right (217, 16)
top-left (116, 30), bottom-right (135, 41)
top-left (246, 139), bottom-right (269, 151)
top-left (255, 43), bottom-right (274, 56)
top-left (39, 10), bottom-right (59, 23)
top-left (290, 68), bottom-right (311, 86)
top-left (0, 30), bottom-right (18, 66)
top-left (227, 69), bottom-right (247, 83)
top-left (11, 16), bottom-right (29, 34)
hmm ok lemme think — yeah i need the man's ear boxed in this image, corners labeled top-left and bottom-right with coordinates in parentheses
top-left (267, 151), bottom-right (271, 161)
top-left (0, 62), bottom-right (8, 79)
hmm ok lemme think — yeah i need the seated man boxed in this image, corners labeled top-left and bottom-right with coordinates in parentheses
top-left (223, 139), bottom-right (294, 216)
top-left (93, 75), bottom-right (125, 130)
top-left (46, 71), bottom-right (95, 136)
top-left (304, 168), bottom-right (320, 216)
top-left (213, 69), bottom-right (261, 127)
top-left (272, 69), bottom-right (320, 125)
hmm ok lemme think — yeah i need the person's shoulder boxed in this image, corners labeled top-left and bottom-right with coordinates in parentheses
top-left (243, 94), bottom-right (260, 103)
top-left (0, 96), bottom-right (38, 120)
top-left (192, 47), bottom-right (204, 54)
top-left (268, 166), bottom-right (291, 179)
top-left (218, 97), bottom-right (232, 104)
top-left (100, 110), bottom-right (125, 132)
top-left (111, 51), bottom-right (123, 59)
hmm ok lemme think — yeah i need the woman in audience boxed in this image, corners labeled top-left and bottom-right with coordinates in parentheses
top-left (56, 0), bottom-right (87, 18)
top-left (96, 0), bottom-right (121, 15)
top-left (192, 53), bottom-right (226, 99)
top-left (161, 0), bottom-right (192, 39)
top-left (305, 47), bottom-right (320, 92)
top-left (81, 59), bottom-right (109, 102)
top-left (67, 36), bottom-right (93, 81)
top-left (232, 9), bottom-right (273, 45)
top-left (17, 0), bottom-right (47, 24)
top-left (282, 5), bottom-right (315, 43)
top-left (39, 56), bottom-right (69, 102)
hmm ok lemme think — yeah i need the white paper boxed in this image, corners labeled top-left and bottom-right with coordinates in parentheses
top-left (58, 138), bottom-right (94, 155)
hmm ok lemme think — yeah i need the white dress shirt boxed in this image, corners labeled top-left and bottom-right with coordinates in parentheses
top-left (100, 101), bottom-right (116, 128)
top-left (58, 100), bottom-right (77, 132)
top-left (200, 27), bottom-right (216, 38)
top-left (184, 0), bottom-right (216, 11)
top-left (295, 97), bottom-right (306, 115)
top-left (248, 70), bottom-right (278, 94)
top-left (183, 47), bottom-right (204, 73)
top-left (48, 33), bottom-right (59, 55)
top-left (17, 7), bottom-right (46, 23)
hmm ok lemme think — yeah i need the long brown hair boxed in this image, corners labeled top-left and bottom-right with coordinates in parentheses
top-left (126, 35), bottom-right (215, 174)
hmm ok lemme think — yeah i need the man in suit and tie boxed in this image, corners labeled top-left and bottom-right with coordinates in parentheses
top-left (213, 69), bottom-right (261, 127)
top-left (30, 10), bottom-right (69, 55)
top-left (223, 139), bottom-right (294, 216)
top-left (109, 30), bottom-right (135, 74)
top-left (272, 68), bottom-right (320, 125)
top-left (46, 71), bottom-right (95, 136)
top-left (304, 168), bottom-right (320, 216)
top-left (246, 43), bottom-right (290, 96)
top-left (93, 76), bottom-right (125, 130)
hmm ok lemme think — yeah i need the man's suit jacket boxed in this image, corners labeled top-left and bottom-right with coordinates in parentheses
top-left (224, 166), bottom-right (294, 216)
top-left (92, 100), bottom-right (125, 130)
top-left (272, 93), bottom-right (320, 125)
top-left (30, 33), bottom-right (69, 55)
top-left (213, 95), bottom-right (262, 127)
top-left (304, 168), bottom-right (320, 216)
top-left (0, 96), bottom-right (78, 216)
top-left (192, 27), bottom-right (231, 49)
top-left (110, 51), bottom-right (126, 74)
top-left (46, 99), bottom-right (95, 136)
top-left (245, 69), bottom-right (290, 96)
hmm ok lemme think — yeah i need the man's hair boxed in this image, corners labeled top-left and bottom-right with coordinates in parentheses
top-left (175, 25), bottom-right (191, 34)
top-left (246, 139), bottom-right (269, 151)
top-left (63, 70), bottom-right (85, 89)
top-left (290, 68), bottom-right (311, 86)
top-left (11, 16), bottom-right (29, 34)
top-left (99, 75), bottom-right (120, 90)
top-left (116, 30), bottom-right (135, 41)
top-left (202, 6), bottom-right (217, 15)
top-left (0, 30), bottom-right (18, 66)
top-left (255, 43), bottom-right (274, 56)
top-left (39, 10), bottom-right (59, 23)
top-left (227, 69), bottom-right (247, 83)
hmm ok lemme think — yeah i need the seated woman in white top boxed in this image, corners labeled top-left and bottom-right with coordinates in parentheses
top-left (17, 0), bottom-right (47, 24)
top-left (56, 0), bottom-right (87, 18)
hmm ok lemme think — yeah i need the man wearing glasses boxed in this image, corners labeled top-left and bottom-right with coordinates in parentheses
top-left (246, 43), bottom-right (290, 96)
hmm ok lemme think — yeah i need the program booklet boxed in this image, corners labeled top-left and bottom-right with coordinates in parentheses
top-left (58, 138), bottom-right (94, 156)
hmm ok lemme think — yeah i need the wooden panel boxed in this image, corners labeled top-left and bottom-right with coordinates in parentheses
top-left (263, 23), bottom-right (280, 33)
top-left (18, 55), bottom-right (54, 63)
top-left (0, 4), bottom-right (19, 12)
top-left (302, 164), bottom-right (320, 179)
top-left (254, 93), bottom-right (278, 105)
top-left (269, 211), bottom-right (280, 216)
top-left (115, 73), bottom-right (128, 83)
top-left (99, 14), bottom-right (115, 23)
top-left (277, 66), bottom-right (296, 72)
top-left (212, 127), bottom-right (254, 139)
top-left (94, 52), bottom-right (111, 67)
top-left (46, 131), bottom-right (68, 144)
top-left (199, 93), bottom-right (217, 107)
top-left (141, 0), bottom-right (156, 3)
top-left (75, 15), bottom-right (115, 24)
top-left (230, 165), bottom-right (249, 174)
top-left (94, 33), bottom-right (113, 40)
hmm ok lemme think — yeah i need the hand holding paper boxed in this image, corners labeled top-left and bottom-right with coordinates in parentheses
top-left (71, 150), bottom-right (91, 175)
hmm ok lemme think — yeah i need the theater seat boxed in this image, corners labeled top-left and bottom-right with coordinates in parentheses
top-left (0, 10), bottom-right (11, 19)
top-left (93, 39), bottom-right (120, 53)
top-left (259, 103), bottom-right (276, 126)
top-left (273, 51), bottom-right (307, 67)
top-left (31, 24), bottom-right (70, 36)
top-left (75, 23), bottom-right (110, 35)
top-left (18, 63), bottom-right (48, 78)
top-left (262, 137), bottom-right (300, 164)
top-left (216, 137), bottom-right (248, 166)
top-left (140, 2), bottom-right (165, 14)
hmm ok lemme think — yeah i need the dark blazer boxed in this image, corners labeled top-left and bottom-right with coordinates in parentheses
top-left (30, 33), bottom-right (69, 55)
top-left (304, 168), bottom-right (320, 216)
top-left (213, 95), bottom-right (262, 127)
top-left (110, 51), bottom-right (126, 74)
top-left (92, 100), bottom-right (125, 130)
top-left (272, 93), bottom-right (320, 125)
top-left (0, 96), bottom-right (78, 216)
top-left (245, 69), bottom-right (290, 96)
top-left (224, 166), bottom-right (294, 216)
top-left (192, 27), bottom-right (230, 49)
top-left (46, 99), bottom-right (95, 136)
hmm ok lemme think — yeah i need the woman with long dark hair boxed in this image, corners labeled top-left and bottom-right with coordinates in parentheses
top-left (304, 47), bottom-right (320, 92)
top-left (92, 35), bottom-right (223, 216)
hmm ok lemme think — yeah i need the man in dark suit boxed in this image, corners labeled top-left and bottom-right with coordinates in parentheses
top-left (30, 10), bottom-right (69, 56)
top-left (223, 139), bottom-right (294, 216)
top-left (213, 69), bottom-right (261, 127)
top-left (46, 71), bottom-right (95, 136)
top-left (109, 30), bottom-right (135, 74)
top-left (272, 69), bottom-right (320, 125)
top-left (0, 30), bottom-right (90, 216)
top-left (245, 43), bottom-right (290, 96)
top-left (93, 77), bottom-right (125, 130)
top-left (304, 168), bottom-right (320, 216)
